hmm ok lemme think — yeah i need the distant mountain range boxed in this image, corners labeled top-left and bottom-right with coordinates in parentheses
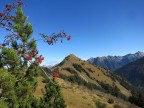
top-left (87, 51), bottom-right (144, 71)
top-left (115, 57), bottom-right (144, 88)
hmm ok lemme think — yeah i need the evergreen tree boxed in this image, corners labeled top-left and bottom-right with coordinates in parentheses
top-left (40, 79), bottom-right (66, 108)
top-left (0, 0), bottom-right (69, 107)
top-left (0, 3), bottom-right (40, 107)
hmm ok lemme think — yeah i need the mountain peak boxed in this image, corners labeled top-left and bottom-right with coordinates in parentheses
top-left (87, 51), bottom-right (144, 71)
top-left (65, 54), bottom-right (82, 63)
top-left (53, 54), bottom-right (132, 98)
top-left (135, 51), bottom-right (144, 55)
top-left (136, 51), bottom-right (143, 53)
top-left (68, 54), bottom-right (77, 58)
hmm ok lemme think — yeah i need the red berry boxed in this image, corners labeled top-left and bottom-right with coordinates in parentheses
top-left (0, 13), bottom-right (3, 17)
top-left (53, 73), bottom-right (60, 78)
top-left (29, 56), bottom-right (32, 61)
top-left (6, 7), bottom-right (11, 11)
top-left (67, 36), bottom-right (71, 40)
top-left (37, 59), bottom-right (42, 63)
top-left (37, 56), bottom-right (44, 63)
top-left (41, 57), bottom-right (44, 60)
top-left (26, 53), bottom-right (33, 61)
top-left (47, 40), bottom-right (53, 45)
top-left (18, 1), bottom-right (24, 5)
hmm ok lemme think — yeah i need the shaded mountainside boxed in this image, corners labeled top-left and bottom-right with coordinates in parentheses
top-left (52, 54), bottom-right (132, 99)
top-left (87, 51), bottom-right (144, 71)
top-left (115, 57), bottom-right (144, 88)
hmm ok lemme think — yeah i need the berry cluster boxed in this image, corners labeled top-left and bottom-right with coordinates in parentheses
top-left (67, 36), bottom-right (71, 40)
top-left (0, 0), bottom-right (71, 77)
top-left (26, 53), bottom-right (33, 61)
top-left (18, 1), bottom-right (24, 5)
top-left (0, 0), bottom-right (24, 30)
top-left (0, 13), bottom-right (4, 17)
top-left (37, 55), bottom-right (44, 64)
top-left (39, 31), bottom-right (72, 45)
top-left (25, 50), bottom-right (44, 64)
top-left (25, 49), bottom-right (39, 61)
top-left (53, 73), bottom-right (60, 78)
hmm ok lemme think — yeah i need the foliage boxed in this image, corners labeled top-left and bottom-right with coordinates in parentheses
top-left (107, 98), bottom-right (114, 104)
top-left (1, 47), bottom-right (20, 71)
top-left (87, 68), bottom-right (95, 73)
top-left (58, 60), bottom-right (65, 67)
top-left (60, 67), bottom-right (127, 100)
top-left (98, 81), bottom-right (127, 100)
top-left (128, 89), bottom-right (144, 108)
top-left (60, 73), bottom-right (100, 90)
top-left (73, 63), bottom-right (87, 73)
top-left (0, 100), bottom-right (8, 108)
top-left (112, 55), bottom-right (144, 108)
top-left (115, 57), bottom-right (144, 88)
top-left (113, 104), bottom-right (121, 108)
top-left (40, 79), bottom-right (66, 108)
top-left (62, 67), bottom-right (78, 75)
top-left (95, 101), bottom-right (106, 108)
top-left (0, 68), bottom-right (17, 107)
top-left (0, 0), bottom-right (69, 107)
top-left (82, 96), bottom-right (87, 99)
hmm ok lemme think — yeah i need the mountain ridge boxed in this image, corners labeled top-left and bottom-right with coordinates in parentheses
top-left (49, 53), bottom-right (144, 108)
top-left (87, 51), bottom-right (144, 71)
top-left (52, 54), bottom-right (132, 97)
top-left (115, 57), bottom-right (144, 88)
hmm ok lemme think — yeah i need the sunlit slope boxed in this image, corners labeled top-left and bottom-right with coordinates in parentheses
top-left (34, 77), bottom-right (139, 108)
top-left (53, 54), bottom-right (131, 97)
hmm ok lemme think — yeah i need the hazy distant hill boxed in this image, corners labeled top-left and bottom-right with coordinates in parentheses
top-left (115, 57), bottom-right (144, 88)
top-left (87, 51), bottom-right (144, 71)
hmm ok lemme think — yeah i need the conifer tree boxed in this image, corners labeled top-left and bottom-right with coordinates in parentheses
top-left (40, 79), bottom-right (66, 108)
top-left (0, 0), bottom-right (69, 107)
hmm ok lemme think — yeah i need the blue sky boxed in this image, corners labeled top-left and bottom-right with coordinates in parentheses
top-left (0, 0), bottom-right (144, 65)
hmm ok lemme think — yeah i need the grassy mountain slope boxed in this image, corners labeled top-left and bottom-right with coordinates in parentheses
top-left (52, 54), bottom-right (131, 97)
top-left (115, 57), bottom-right (144, 88)
top-left (33, 54), bottom-right (144, 108)
top-left (58, 78), bottom-right (139, 108)
top-left (34, 76), bottom-right (139, 108)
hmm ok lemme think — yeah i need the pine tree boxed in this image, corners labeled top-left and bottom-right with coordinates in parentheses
top-left (0, 1), bottom-right (68, 107)
top-left (0, 4), bottom-right (39, 107)
top-left (40, 79), bottom-right (66, 108)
